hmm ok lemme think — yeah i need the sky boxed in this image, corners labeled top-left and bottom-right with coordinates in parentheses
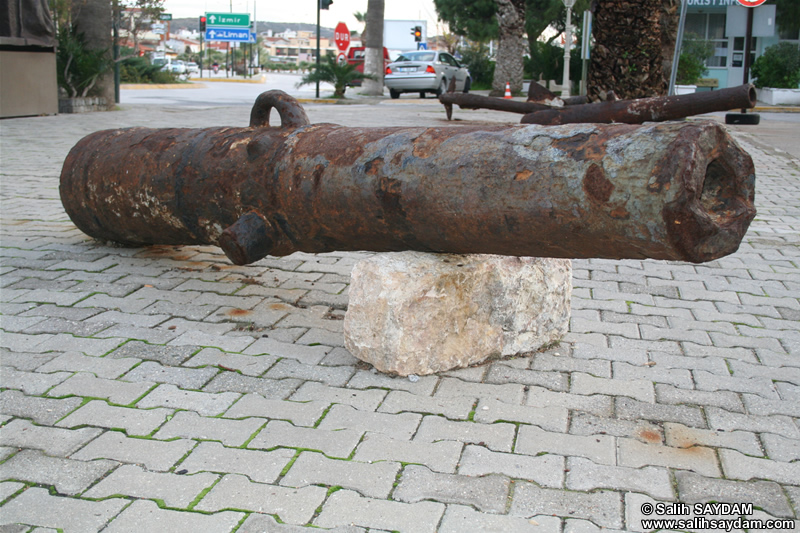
top-left (162, 0), bottom-right (444, 37)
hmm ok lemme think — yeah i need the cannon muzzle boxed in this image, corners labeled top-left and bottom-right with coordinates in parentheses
top-left (60, 91), bottom-right (756, 265)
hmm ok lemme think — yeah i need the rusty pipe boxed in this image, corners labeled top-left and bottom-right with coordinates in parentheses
top-left (521, 84), bottom-right (757, 125)
top-left (60, 90), bottom-right (756, 265)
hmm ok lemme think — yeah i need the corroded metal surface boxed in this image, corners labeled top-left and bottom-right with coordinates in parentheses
top-left (60, 90), bottom-right (756, 266)
top-left (521, 84), bottom-right (757, 125)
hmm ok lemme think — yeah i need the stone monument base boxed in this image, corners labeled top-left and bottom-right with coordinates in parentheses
top-left (343, 252), bottom-right (572, 376)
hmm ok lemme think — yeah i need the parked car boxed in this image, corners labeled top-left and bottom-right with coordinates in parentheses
top-left (346, 46), bottom-right (391, 86)
top-left (384, 50), bottom-right (471, 99)
top-left (171, 60), bottom-right (187, 74)
top-left (185, 62), bottom-right (200, 75)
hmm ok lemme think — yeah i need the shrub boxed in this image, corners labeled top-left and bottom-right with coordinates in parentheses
top-left (676, 35), bottom-right (714, 85)
top-left (119, 53), bottom-right (178, 84)
top-left (751, 42), bottom-right (800, 89)
top-left (56, 24), bottom-right (112, 97)
top-left (458, 42), bottom-right (494, 90)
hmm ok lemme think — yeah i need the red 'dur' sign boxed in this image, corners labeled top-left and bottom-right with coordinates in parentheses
top-left (334, 22), bottom-right (350, 51)
top-left (736, 0), bottom-right (767, 6)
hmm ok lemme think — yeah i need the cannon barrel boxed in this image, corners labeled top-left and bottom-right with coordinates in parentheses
top-left (60, 91), bottom-right (756, 266)
top-left (521, 84), bottom-right (757, 125)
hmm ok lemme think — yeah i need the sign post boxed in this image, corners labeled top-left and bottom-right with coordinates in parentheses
top-left (334, 22), bottom-right (350, 51)
top-left (726, 0), bottom-right (762, 124)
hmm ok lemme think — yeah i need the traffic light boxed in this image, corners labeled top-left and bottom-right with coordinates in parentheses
top-left (199, 15), bottom-right (206, 32)
top-left (320, 0), bottom-right (333, 9)
top-left (412, 26), bottom-right (422, 42)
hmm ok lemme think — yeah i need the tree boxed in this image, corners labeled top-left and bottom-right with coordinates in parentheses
top-left (297, 52), bottom-right (376, 98)
top-left (354, 11), bottom-right (368, 43)
top-left (362, 0), bottom-right (385, 96)
top-left (588, 0), bottom-right (676, 101)
top-left (492, 0), bottom-right (526, 95)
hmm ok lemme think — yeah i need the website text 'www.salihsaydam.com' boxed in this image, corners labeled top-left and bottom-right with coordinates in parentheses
top-left (639, 502), bottom-right (796, 531)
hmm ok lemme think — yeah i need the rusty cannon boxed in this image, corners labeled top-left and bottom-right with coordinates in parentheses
top-left (59, 90), bottom-right (756, 266)
top-left (521, 84), bottom-right (757, 125)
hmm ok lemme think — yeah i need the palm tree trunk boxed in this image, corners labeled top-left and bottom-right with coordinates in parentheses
top-left (362, 0), bottom-right (385, 96)
top-left (72, 0), bottom-right (113, 107)
top-left (588, 0), bottom-right (671, 101)
top-left (491, 0), bottom-right (526, 97)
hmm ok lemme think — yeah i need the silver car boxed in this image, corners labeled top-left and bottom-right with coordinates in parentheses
top-left (384, 51), bottom-right (471, 99)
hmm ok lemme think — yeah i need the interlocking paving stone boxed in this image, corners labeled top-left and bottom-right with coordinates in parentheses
top-left (103, 499), bottom-right (244, 533)
top-left (314, 489), bottom-right (445, 532)
top-left (0, 419), bottom-right (102, 457)
top-left (0, 487), bottom-right (127, 531)
top-left (71, 430), bottom-right (194, 471)
top-left (346, 369), bottom-right (438, 395)
top-left (612, 361), bottom-right (694, 388)
top-left (571, 373), bottom-right (655, 403)
top-left (509, 483), bottom-right (623, 529)
top-left (719, 449), bottom-right (800, 484)
top-left (0, 481), bottom-right (24, 504)
top-left (154, 411), bottom-right (266, 446)
top-left (0, 390), bottom-right (81, 425)
top-left (742, 393), bottom-right (800, 417)
top-left (706, 407), bottom-right (800, 439)
top-left (377, 390), bottom-right (474, 420)
top-left (674, 471), bottom-right (794, 518)
top-left (532, 352), bottom-right (612, 377)
top-left (291, 381), bottom-right (387, 410)
top-left (663, 422), bottom-right (763, 456)
top-left (317, 404), bottom-right (420, 439)
top-left (516, 424), bottom-right (616, 465)
top-left (617, 438), bottom-right (721, 477)
top-left (56, 400), bottom-right (172, 436)
top-left (244, 337), bottom-right (331, 365)
top-left (565, 457), bottom-right (674, 501)
top-left (202, 371), bottom-right (302, 399)
top-left (354, 432), bottom-right (462, 473)
top-left (440, 505), bottom-right (560, 533)
top-left (265, 358), bottom-right (354, 387)
top-left (458, 445), bottom-right (564, 488)
top-left (655, 383), bottom-right (745, 412)
top-left (693, 370), bottom-right (780, 399)
top-left (137, 384), bottom-right (240, 416)
top-left (223, 394), bottom-right (328, 426)
top-left (525, 386), bottom-right (614, 417)
top-left (84, 464), bottom-right (217, 508)
top-left (1, 366), bottom-right (72, 395)
top-left (280, 451), bottom-right (400, 498)
top-left (194, 473), bottom-right (327, 525)
top-left (48, 372), bottom-right (154, 405)
top-left (250, 420), bottom-right (363, 459)
top-left (0, 348), bottom-right (59, 371)
top-left (393, 465), bottom-right (510, 513)
top-left (572, 413), bottom-right (662, 445)
top-left (182, 347), bottom-right (278, 376)
top-left (177, 441), bottom-right (294, 483)
top-left (238, 513), bottom-right (366, 533)
top-left (434, 377), bottom-right (525, 404)
top-left (414, 415), bottom-right (516, 452)
top-left (762, 432), bottom-right (800, 462)
top-left (107, 341), bottom-right (200, 365)
top-left (473, 398), bottom-right (569, 432)
top-left (122, 361), bottom-right (219, 389)
top-left (0, 449), bottom-right (117, 495)
top-left (615, 397), bottom-right (706, 427)
top-left (486, 364), bottom-right (569, 391)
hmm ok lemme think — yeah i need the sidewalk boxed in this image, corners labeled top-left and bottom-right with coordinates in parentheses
top-left (0, 101), bottom-right (798, 532)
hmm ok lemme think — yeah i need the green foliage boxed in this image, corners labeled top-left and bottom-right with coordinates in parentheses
top-left (526, 41), bottom-right (563, 82)
top-left (56, 24), bottom-right (113, 97)
top-left (676, 36), bottom-right (714, 85)
top-left (458, 42), bottom-right (495, 89)
top-left (118, 52), bottom-right (178, 84)
top-left (751, 42), bottom-right (800, 89)
top-left (296, 53), bottom-right (376, 98)
top-left (434, 0), bottom-right (498, 42)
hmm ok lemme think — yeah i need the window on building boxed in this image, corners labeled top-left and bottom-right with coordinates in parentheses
top-left (685, 12), bottom-right (728, 67)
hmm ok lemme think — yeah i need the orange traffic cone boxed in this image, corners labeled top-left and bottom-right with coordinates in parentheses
top-left (504, 82), bottom-right (512, 99)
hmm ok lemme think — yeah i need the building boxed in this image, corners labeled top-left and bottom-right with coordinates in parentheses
top-left (685, 0), bottom-right (798, 88)
top-left (260, 31), bottom-right (336, 64)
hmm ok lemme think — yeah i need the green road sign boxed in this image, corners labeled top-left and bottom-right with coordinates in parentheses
top-left (206, 12), bottom-right (250, 27)
top-left (159, 13), bottom-right (172, 20)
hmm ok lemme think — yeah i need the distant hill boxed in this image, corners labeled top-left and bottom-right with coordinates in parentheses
top-left (170, 18), bottom-right (335, 38)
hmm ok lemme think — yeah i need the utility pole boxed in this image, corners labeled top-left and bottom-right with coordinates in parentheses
top-left (561, 0), bottom-right (576, 98)
top-left (316, 0), bottom-right (321, 98)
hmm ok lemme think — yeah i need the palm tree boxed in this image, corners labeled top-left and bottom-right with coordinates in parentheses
top-left (297, 53), bottom-right (376, 98)
top-left (362, 0), bottom-right (385, 96)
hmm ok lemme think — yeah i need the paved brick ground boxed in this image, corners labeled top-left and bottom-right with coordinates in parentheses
top-left (1, 100), bottom-right (798, 532)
